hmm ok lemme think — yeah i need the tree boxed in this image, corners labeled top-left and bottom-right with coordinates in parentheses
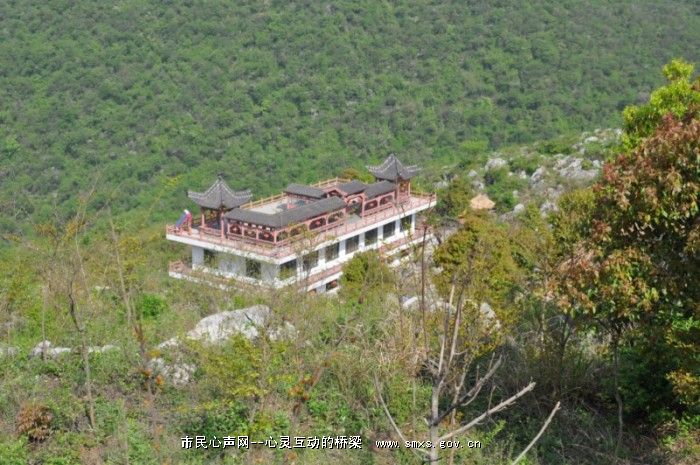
top-left (553, 113), bottom-right (700, 435)
top-left (622, 59), bottom-right (700, 149)
top-left (435, 177), bottom-right (474, 219)
top-left (375, 212), bottom-right (559, 464)
top-left (34, 212), bottom-right (98, 430)
top-left (340, 250), bottom-right (395, 303)
top-left (433, 210), bottom-right (523, 323)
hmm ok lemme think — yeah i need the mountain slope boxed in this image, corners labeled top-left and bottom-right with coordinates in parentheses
top-left (1, 0), bottom-right (698, 232)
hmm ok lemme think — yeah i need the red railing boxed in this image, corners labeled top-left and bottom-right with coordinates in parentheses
top-left (166, 194), bottom-right (435, 259)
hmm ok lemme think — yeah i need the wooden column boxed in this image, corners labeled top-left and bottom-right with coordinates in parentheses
top-left (200, 208), bottom-right (205, 228)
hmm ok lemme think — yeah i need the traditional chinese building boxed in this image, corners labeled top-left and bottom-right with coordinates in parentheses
top-left (166, 155), bottom-right (436, 292)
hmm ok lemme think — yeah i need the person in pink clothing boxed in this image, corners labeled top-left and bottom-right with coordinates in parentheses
top-left (176, 209), bottom-right (193, 231)
top-left (184, 209), bottom-right (192, 230)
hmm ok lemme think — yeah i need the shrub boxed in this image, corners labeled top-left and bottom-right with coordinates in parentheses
top-left (509, 156), bottom-right (541, 175)
top-left (0, 438), bottom-right (27, 465)
top-left (136, 293), bottom-right (168, 319)
top-left (340, 251), bottom-right (395, 302)
top-left (15, 402), bottom-right (53, 442)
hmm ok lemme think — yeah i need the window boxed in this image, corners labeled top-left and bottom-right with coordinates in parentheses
top-left (383, 222), bottom-right (396, 238)
top-left (400, 215), bottom-right (413, 231)
top-left (345, 235), bottom-right (360, 253)
top-left (364, 228), bottom-right (378, 245)
top-left (325, 243), bottom-right (340, 262)
top-left (302, 251), bottom-right (319, 271)
top-left (290, 225), bottom-right (306, 236)
top-left (280, 260), bottom-right (297, 279)
top-left (347, 202), bottom-right (361, 216)
top-left (245, 259), bottom-right (261, 279)
top-left (309, 217), bottom-right (326, 230)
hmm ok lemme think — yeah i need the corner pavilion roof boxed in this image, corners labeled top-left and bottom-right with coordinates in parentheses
top-left (188, 175), bottom-right (252, 210)
top-left (367, 154), bottom-right (420, 182)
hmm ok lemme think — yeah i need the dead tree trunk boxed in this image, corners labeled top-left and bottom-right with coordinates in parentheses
top-left (67, 279), bottom-right (96, 430)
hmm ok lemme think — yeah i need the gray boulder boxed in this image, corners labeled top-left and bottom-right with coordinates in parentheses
top-left (187, 304), bottom-right (271, 344)
top-left (30, 340), bottom-right (71, 359)
top-left (151, 305), bottom-right (296, 387)
top-left (0, 346), bottom-right (19, 357)
top-left (540, 201), bottom-right (558, 216)
top-left (485, 157), bottom-right (507, 170)
top-left (148, 358), bottom-right (196, 387)
top-left (556, 158), bottom-right (598, 181)
top-left (530, 167), bottom-right (546, 183)
top-left (88, 344), bottom-right (117, 354)
top-left (479, 302), bottom-right (501, 330)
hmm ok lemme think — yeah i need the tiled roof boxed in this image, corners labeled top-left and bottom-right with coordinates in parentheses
top-left (337, 180), bottom-right (367, 195)
top-left (226, 196), bottom-right (346, 229)
top-left (284, 183), bottom-right (326, 199)
top-left (364, 180), bottom-right (396, 199)
top-left (188, 176), bottom-right (252, 210)
top-left (367, 154), bottom-right (420, 181)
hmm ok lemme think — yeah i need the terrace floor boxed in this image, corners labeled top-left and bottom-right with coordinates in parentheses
top-left (166, 193), bottom-right (436, 261)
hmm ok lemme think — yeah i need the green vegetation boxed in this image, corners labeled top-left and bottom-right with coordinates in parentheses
top-left (1, 0), bottom-right (699, 461)
top-left (1, 1), bottom-right (700, 234)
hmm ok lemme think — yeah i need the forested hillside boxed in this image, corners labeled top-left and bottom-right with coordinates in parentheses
top-left (2, 62), bottom-right (699, 462)
top-left (1, 0), bottom-right (699, 233)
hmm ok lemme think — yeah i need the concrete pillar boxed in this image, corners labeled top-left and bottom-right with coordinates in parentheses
top-left (192, 246), bottom-right (204, 268)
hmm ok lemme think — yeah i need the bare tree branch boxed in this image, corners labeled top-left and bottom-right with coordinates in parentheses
top-left (511, 401), bottom-right (561, 465)
top-left (373, 373), bottom-right (431, 458)
top-left (439, 381), bottom-right (536, 441)
top-left (432, 356), bottom-right (502, 427)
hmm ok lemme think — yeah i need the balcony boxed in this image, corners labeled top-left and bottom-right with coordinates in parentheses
top-left (166, 192), bottom-right (435, 260)
top-left (168, 229), bottom-right (426, 291)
